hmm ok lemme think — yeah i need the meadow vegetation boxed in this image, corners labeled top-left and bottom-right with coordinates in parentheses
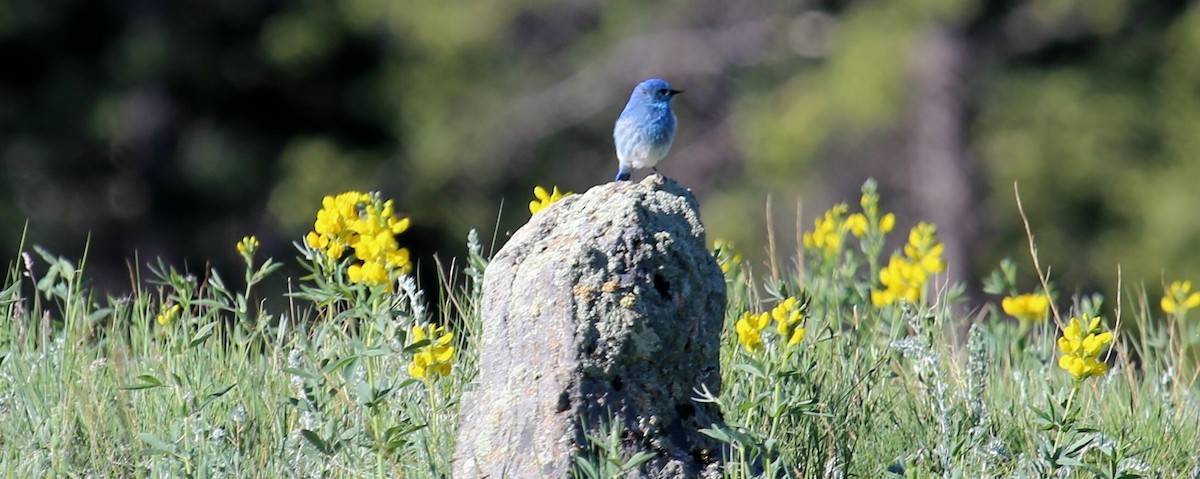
top-left (0, 180), bottom-right (1197, 478)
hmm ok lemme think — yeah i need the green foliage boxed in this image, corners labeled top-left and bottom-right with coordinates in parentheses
top-left (710, 182), bottom-right (1197, 477)
top-left (0, 228), bottom-right (482, 477)
top-left (572, 416), bottom-right (657, 479)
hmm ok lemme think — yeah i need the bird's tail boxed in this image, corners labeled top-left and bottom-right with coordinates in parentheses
top-left (614, 165), bottom-right (632, 181)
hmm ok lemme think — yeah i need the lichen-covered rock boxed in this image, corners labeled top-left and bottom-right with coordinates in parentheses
top-left (453, 175), bottom-right (727, 478)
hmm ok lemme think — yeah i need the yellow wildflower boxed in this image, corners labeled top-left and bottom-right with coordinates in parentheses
top-left (771, 297), bottom-right (805, 346)
top-left (305, 191), bottom-right (412, 289)
top-left (856, 181), bottom-right (895, 235)
top-left (1056, 314), bottom-right (1113, 380)
top-left (348, 261), bottom-right (389, 285)
top-left (236, 235), bottom-right (259, 257)
top-left (904, 222), bottom-right (947, 274)
top-left (880, 213), bottom-right (896, 234)
top-left (735, 311), bottom-right (771, 353)
top-left (870, 289), bottom-right (895, 308)
top-left (860, 190), bottom-right (873, 210)
top-left (846, 213), bottom-right (869, 239)
top-left (871, 222), bottom-right (946, 307)
top-left (1162, 280), bottom-right (1200, 315)
top-left (872, 257), bottom-right (924, 306)
top-left (802, 203), bottom-right (850, 257)
top-left (847, 210), bottom-right (893, 239)
top-left (1002, 293), bottom-right (1050, 323)
top-left (408, 324), bottom-right (455, 379)
top-left (156, 304), bottom-right (182, 326)
top-left (529, 186), bottom-right (574, 215)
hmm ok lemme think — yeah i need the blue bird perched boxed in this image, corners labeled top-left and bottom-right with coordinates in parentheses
top-left (613, 78), bottom-right (683, 181)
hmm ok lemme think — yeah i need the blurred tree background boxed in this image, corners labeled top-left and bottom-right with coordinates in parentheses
top-left (1, 0), bottom-right (1197, 305)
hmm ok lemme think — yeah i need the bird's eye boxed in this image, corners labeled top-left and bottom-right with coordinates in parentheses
top-left (657, 88), bottom-right (669, 96)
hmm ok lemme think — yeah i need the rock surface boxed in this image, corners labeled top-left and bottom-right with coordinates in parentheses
top-left (453, 175), bottom-right (728, 478)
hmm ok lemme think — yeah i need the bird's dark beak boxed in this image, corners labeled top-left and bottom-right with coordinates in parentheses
top-left (669, 89), bottom-right (684, 97)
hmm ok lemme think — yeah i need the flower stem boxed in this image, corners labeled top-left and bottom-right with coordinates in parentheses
top-left (1050, 380), bottom-right (1082, 473)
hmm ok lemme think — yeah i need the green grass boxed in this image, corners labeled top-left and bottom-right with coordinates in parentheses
top-left (1, 184), bottom-right (1199, 478)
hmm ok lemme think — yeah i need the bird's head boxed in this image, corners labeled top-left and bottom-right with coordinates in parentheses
top-left (634, 78), bottom-right (683, 103)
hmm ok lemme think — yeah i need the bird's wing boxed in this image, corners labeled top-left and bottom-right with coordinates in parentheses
top-left (613, 115), bottom-right (645, 163)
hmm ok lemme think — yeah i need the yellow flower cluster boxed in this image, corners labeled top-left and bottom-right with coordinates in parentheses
top-left (871, 222), bottom-right (947, 307)
top-left (845, 214), bottom-right (869, 239)
top-left (156, 304), bottom-right (181, 326)
top-left (1161, 280), bottom-right (1200, 316)
top-left (528, 186), bottom-right (574, 215)
top-left (408, 324), bottom-right (455, 379)
top-left (304, 191), bottom-right (412, 288)
top-left (803, 192), bottom-right (896, 259)
top-left (736, 311), bottom-right (771, 353)
top-left (712, 239), bottom-right (743, 275)
top-left (736, 297), bottom-right (806, 353)
top-left (1057, 314), bottom-right (1113, 380)
top-left (848, 187), bottom-right (896, 239)
top-left (236, 235), bottom-right (259, 257)
top-left (1002, 293), bottom-right (1050, 323)
top-left (802, 203), bottom-right (850, 257)
top-left (772, 297), bottom-right (806, 346)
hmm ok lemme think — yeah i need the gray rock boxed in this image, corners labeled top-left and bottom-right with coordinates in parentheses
top-left (453, 175), bottom-right (728, 478)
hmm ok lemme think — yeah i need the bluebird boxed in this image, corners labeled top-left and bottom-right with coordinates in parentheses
top-left (613, 78), bottom-right (683, 181)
